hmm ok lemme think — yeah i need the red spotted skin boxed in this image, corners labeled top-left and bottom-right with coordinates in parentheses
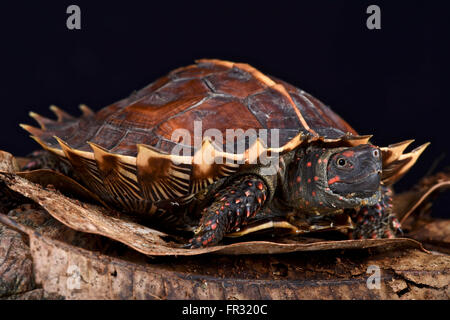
top-left (189, 175), bottom-right (268, 248)
top-left (328, 176), bottom-right (340, 185)
top-left (348, 186), bottom-right (400, 239)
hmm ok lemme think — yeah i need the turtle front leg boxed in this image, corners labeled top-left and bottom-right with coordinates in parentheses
top-left (188, 175), bottom-right (268, 248)
top-left (349, 186), bottom-right (401, 239)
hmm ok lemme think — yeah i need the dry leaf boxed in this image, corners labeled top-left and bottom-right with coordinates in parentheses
top-left (394, 171), bottom-right (450, 223)
top-left (0, 220), bottom-right (34, 298)
top-left (0, 150), bottom-right (426, 256)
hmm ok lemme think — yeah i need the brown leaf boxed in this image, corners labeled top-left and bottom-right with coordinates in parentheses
top-left (394, 171), bottom-right (450, 223)
top-left (14, 157), bottom-right (31, 170)
top-left (0, 151), bottom-right (19, 173)
top-left (16, 169), bottom-right (106, 206)
top-left (406, 219), bottom-right (450, 254)
top-left (410, 219), bottom-right (450, 243)
top-left (0, 216), bottom-right (34, 298)
top-left (0, 171), bottom-right (425, 256)
top-left (4, 289), bottom-right (63, 300)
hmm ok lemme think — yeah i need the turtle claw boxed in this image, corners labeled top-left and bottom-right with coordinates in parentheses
top-left (188, 228), bottom-right (222, 248)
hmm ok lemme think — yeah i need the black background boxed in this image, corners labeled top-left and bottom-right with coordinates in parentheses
top-left (0, 1), bottom-right (449, 213)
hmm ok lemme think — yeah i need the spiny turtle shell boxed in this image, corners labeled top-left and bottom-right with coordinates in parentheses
top-left (23, 59), bottom-right (372, 217)
top-left (33, 59), bottom-right (358, 156)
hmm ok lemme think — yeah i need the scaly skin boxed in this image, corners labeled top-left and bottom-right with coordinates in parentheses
top-left (188, 175), bottom-right (268, 248)
top-left (349, 186), bottom-right (401, 239)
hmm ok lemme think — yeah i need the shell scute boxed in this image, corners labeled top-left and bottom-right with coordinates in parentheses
top-left (110, 129), bottom-right (160, 156)
top-left (89, 142), bottom-right (144, 209)
top-left (88, 124), bottom-right (127, 151)
top-left (203, 66), bottom-right (267, 99)
top-left (156, 95), bottom-right (264, 147)
top-left (106, 79), bottom-right (210, 131)
top-left (136, 144), bottom-right (191, 203)
top-left (289, 90), bottom-right (333, 130)
top-left (246, 87), bottom-right (306, 131)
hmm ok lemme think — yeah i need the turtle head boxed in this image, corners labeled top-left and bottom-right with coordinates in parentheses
top-left (327, 145), bottom-right (382, 198)
top-left (287, 144), bottom-right (382, 211)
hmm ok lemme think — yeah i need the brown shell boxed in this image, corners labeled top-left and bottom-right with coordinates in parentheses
top-left (26, 60), bottom-right (359, 154)
top-left (20, 59), bottom-right (428, 218)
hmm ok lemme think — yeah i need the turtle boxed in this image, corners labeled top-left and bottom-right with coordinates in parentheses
top-left (20, 59), bottom-right (429, 248)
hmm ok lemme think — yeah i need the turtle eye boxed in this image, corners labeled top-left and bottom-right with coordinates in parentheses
top-left (336, 158), bottom-right (347, 167)
top-left (372, 149), bottom-right (380, 158)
